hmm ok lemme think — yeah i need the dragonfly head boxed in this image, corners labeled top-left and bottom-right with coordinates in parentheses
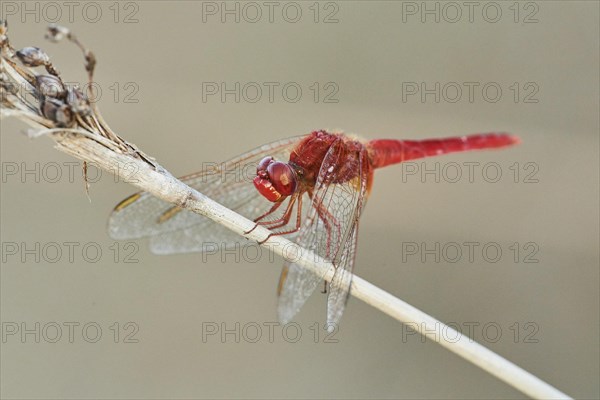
top-left (253, 156), bottom-right (297, 202)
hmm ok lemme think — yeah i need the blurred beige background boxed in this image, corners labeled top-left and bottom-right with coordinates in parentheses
top-left (1, 1), bottom-right (598, 399)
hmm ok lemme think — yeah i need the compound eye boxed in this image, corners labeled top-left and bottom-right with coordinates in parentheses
top-left (267, 162), bottom-right (297, 197)
top-left (257, 156), bottom-right (274, 178)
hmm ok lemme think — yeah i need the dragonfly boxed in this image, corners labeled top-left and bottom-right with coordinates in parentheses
top-left (108, 130), bottom-right (519, 327)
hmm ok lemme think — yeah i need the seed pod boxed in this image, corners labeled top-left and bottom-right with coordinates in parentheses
top-left (0, 79), bottom-right (17, 103)
top-left (54, 105), bottom-right (74, 127)
top-left (16, 47), bottom-right (49, 67)
top-left (0, 20), bottom-right (7, 47)
top-left (35, 74), bottom-right (66, 98)
top-left (41, 96), bottom-right (74, 127)
top-left (66, 87), bottom-right (91, 116)
top-left (1, 79), bottom-right (18, 95)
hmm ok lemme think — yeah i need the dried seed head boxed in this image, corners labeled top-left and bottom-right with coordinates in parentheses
top-left (55, 106), bottom-right (74, 126)
top-left (16, 47), bottom-right (49, 67)
top-left (66, 87), bottom-right (91, 116)
top-left (45, 24), bottom-right (70, 43)
top-left (1, 81), bottom-right (18, 106)
top-left (1, 79), bottom-right (18, 95)
top-left (0, 60), bottom-right (17, 93)
top-left (0, 20), bottom-right (7, 46)
top-left (41, 96), bottom-right (74, 127)
top-left (35, 74), bottom-right (66, 98)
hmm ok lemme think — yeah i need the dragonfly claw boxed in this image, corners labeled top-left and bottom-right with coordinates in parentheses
top-left (244, 223), bottom-right (259, 235)
top-left (321, 280), bottom-right (328, 294)
top-left (257, 233), bottom-right (273, 245)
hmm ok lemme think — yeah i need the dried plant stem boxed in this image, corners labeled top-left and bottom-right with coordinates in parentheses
top-left (50, 133), bottom-right (570, 400)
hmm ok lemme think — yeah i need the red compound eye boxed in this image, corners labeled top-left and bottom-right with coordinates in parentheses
top-left (267, 162), bottom-right (297, 197)
top-left (253, 157), bottom-right (297, 202)
top-left (256, 156), bottom-right (273, 179)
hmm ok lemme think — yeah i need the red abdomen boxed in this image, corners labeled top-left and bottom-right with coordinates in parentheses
top-left (367, 132), bottom-right (520, 169)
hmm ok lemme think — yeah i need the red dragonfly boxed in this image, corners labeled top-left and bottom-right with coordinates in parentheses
top-left (109, 130), bottom-right (518, 327)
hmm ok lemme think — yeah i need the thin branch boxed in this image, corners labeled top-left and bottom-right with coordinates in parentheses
top-left (0, 22), bottom-right (571, 400)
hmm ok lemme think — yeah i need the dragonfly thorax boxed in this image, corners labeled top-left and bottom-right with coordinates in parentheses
top-left (253, 156), bottom-right (298, 202)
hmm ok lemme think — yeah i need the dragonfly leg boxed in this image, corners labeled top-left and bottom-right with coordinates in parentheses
top-left (257, 194), bottom-right (303, 244)
top-left (258, 195), bottom-right (298, 231)
top-left (313, 200), bottom-right (341, 259)
top-left (244, 201), bottom-right (285, 234)
top-left (307, 185), bottom-right (340, 259)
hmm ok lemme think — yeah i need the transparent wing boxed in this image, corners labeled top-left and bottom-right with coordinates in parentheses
top-left (325, 222), bottom-right (358, 328)
top-left (326, 151), bottom-right (369, 327)
top-left (108, 136), bottom-right (303, 254)
top-left (277, 141), bottom-right (366, 324)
